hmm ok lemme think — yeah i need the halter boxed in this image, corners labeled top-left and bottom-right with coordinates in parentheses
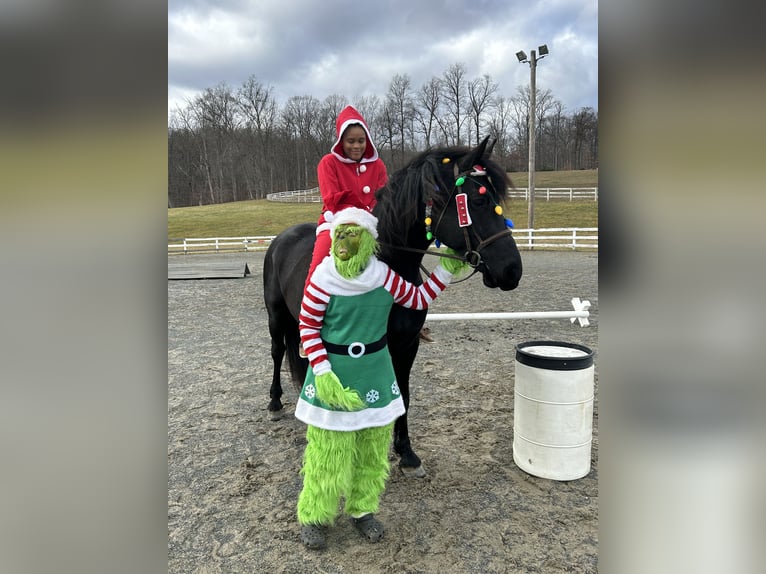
top-left (428, 160), bottom-right (514, 270)
top-left (381, 158), bottom-right (514, 283)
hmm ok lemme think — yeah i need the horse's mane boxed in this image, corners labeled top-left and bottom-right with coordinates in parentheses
top-left (374, 145), bottom-right (510, 245)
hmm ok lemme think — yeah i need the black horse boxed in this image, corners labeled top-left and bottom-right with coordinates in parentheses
top-left (263, 136), bottom-right (522, 477)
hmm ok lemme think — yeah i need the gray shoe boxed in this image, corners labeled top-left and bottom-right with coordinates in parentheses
top-left (300, 524), bottom-right (327, 550)
top-left (351, 514), bottom-right (384, 543)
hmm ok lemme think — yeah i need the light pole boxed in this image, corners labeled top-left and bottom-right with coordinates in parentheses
top-left (516, 44), bottom-right (549, 231)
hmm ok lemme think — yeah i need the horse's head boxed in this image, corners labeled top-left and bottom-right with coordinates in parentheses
top-left (426, 137), bottom-right (523, 291)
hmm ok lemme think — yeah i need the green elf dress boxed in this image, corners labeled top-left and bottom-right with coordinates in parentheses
top-left (295, 255), bottom-right (452, 430)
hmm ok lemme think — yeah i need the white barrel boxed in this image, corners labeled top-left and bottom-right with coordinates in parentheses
top-left (512, 341), bottom-right (595, 480)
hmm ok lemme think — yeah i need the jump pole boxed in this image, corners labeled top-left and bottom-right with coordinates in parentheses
top-left (427, 297), bottom-right (592, 327)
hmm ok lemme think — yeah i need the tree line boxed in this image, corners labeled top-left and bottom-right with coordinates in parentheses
top-left (168, 63), bottom-right (598, 208)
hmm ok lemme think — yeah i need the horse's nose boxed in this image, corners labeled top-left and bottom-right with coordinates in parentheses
top-left (498, 261), bottom-right (522, 291)
top-left (492, 261), bottom-right (521, 291)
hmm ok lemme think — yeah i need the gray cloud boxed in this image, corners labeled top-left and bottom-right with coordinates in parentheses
top-left (168, 0), bottom-right (597, 115)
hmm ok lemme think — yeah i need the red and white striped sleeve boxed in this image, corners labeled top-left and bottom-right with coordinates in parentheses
top-left (299, 280), bottom-right (332, 375)
top-left (383, 264), bottom-right (452, 310)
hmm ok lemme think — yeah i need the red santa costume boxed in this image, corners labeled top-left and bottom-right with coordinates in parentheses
top-left (305, 105), bottom-right (388, 284)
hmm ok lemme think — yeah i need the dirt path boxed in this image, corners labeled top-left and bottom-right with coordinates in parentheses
top-left (168, 250), bottom-right (598, 573)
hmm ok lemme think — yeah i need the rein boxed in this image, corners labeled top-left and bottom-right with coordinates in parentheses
top-left (376, 242), bottom-right (481, 284)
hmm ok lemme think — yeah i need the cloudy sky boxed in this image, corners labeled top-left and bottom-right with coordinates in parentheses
top-left (168, 0), bottom-right (597, 118)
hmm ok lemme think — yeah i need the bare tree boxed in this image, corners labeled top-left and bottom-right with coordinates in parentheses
top-left (281, 95), bottom-right (322, 188)
top-left (486, 95), bottom-right (515, 170)
top-left (571, 107), bottom-right (598, 169)
top-left (237, 76), bottom-right (279, 198)
top-left (317, 94), bottom-right (349, 150)
top-left (385, 73), bottom-right (415, 165)
top-left (375, 101), bottom-right (396, 163)
top-left (168, 112), bottom-right (202, 207)
top-left (413, 76), bottom-right (442, 148)
top-left (533, 87), bottom-right (554, 170)
top-left (467, 74), bottom-right (497, 146)
top-left (541, 100), bottom-right (566, 171)
top-left (441, 63), bottom-right (469, 145)
top-left (191, 83), bottom-right (242, 202)
top-left (237, 76), bottom-right (277, 131)
top-left (352, 94), bottom-right (384, 144)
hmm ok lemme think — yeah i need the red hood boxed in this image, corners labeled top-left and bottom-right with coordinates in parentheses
top-left (330, 105), bottom-right (379, 163)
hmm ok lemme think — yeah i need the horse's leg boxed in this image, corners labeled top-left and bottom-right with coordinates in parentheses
top-left (266, 302), bottom-right (290, 420)
top-left (391, 342), bottom-right (427, 478)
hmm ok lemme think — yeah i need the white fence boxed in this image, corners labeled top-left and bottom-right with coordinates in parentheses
top-left (168, 228), bottom-right (597, 255)
top-left (266, 186), bottom-right (598, 203)
top-left (168, 236), bottom-right (276, 254)
top-left (508, 187), bottom-right (598, 201)
top-left (266, 187), bottom-right (321, 203)
top-left (511, 227), bottom-right (598, 250)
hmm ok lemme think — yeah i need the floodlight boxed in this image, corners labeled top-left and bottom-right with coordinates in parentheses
top-left (516, 51), bottom-right (527, 62)
top-left (538, 44), bottom-right (549, 56)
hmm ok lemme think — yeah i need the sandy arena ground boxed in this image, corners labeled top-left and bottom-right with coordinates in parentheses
top-left (168, 250), bottom-right (598, 573)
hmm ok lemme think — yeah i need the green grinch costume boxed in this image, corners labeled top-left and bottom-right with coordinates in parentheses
top-left (294, 207), bottom-right (466, 549)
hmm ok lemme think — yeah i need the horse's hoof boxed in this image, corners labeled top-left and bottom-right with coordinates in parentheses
top-left (399, 464), bottom-right (426, 478)
top-left (268, 408), bottom-right (285, 421)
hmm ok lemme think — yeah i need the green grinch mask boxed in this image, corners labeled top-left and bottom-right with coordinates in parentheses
top-left (333, 224), bottom-right (362, 261)
top-left (331, 224), bottom-right (379, 279)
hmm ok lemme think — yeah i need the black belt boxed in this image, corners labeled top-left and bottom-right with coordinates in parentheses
top-left (322, 335), bottom-right (388, 358)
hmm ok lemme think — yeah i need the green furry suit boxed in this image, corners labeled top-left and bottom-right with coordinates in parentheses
top-left (294, 207), bottom-right (464, 542)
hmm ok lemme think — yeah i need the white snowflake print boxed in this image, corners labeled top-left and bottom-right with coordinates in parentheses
top-left (391, 382), bottom-right (400, 396)
top-left (366, 389), bottom-right (380, 403)
top-left (304, 384), bottom-right (316, 400)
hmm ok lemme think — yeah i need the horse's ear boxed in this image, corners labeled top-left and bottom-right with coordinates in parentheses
top-left (486, 136), bottom-right (496, 157)
top-left (460, 136), bottom-right (490, 171)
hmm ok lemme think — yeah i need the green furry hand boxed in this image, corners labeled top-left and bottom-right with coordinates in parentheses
top-left (440, 247), bottom-right (470, 275)
top-left (314, 371), bottom-right (366, 411)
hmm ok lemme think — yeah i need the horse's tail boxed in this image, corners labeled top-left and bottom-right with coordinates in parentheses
top-left (263, 221), bottom-right (315, 395)
top-left (284, 327), bottom-right (308, 392)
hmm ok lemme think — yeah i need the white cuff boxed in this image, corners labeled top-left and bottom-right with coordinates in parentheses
top-left (313, 360), bottom-right (332, 376)
top-left (433, 264), bottom-right (453, 284)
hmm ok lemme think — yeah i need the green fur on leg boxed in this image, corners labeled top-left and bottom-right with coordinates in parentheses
top-left (344, 424), bottom-right (393, 517)
top-left (297, 426), bottom-right (355, 526)
top-left (315, 370), bottom-right (366, 410)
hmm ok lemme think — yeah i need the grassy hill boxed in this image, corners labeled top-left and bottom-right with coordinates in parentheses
top-left (168, 169), bottom-right (598, 239)
top-left (507, 169), bottom-right (598, 189)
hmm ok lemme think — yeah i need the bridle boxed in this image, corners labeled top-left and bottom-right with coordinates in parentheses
top-left (381, 160), bottom-right (514, 282)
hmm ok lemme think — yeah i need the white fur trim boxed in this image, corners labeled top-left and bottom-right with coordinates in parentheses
top-left (312, 257), bottom-right (388, 295)
top-left (330, 207), bottom-right (378, 239)
top-left (295, 394), bottom-right (405, 431)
